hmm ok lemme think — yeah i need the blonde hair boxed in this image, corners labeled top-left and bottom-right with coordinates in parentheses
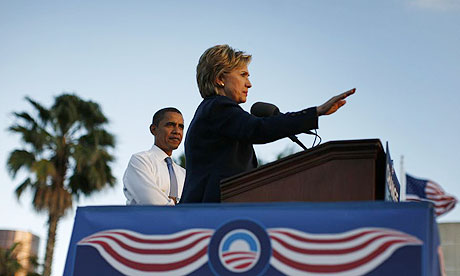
top-left (196, 45), bottom-right (252, 98)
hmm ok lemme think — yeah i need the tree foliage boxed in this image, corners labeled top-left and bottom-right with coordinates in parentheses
top-left (0, 242), bottom-right (22, 276)
top-left (174, 152), bottom-right (186, 168)
top-left (7, 94), bottom-right (116, 276)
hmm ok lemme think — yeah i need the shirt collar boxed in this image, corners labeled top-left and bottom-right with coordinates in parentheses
top-left (151, 144), bottom-right (171, 162)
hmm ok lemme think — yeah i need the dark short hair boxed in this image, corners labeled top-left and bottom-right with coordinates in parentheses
top-left (151, 107), bottom-right (182, 126)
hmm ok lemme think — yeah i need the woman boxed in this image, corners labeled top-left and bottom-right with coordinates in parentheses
top-left (180, 44), bottom-right (355, 203)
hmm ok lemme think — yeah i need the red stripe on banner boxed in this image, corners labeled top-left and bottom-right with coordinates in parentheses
top-left (224, 256), bottom-right (256, 264)
top-left (269, 229), bottom-right (380, 244)
top-left (272, 239), bottom-right (412, 273)
top-left (85, 234), bottom-right (212, 254)
top-left (86, 240), bottom-right (208, 272)
top-left (270, 233), bottom-right (405, 255)
top-left (104, 230), bottom-right (211, 244)
top-left (234, 262), bottom-right (253, 270)
top-left (222, 251), bottom-right (256, 257)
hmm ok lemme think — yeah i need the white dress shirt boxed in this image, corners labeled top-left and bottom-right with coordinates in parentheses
top-left (123, 145), bottom-right (185, 205)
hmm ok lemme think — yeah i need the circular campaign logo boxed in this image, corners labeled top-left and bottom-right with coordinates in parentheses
top-left (208, 219), bottom-right (271, 276)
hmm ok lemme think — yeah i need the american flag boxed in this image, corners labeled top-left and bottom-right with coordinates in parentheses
top-left (406, 174), bottom-right (457, 216)
top-left (78, 227), bottom-right (422, 276)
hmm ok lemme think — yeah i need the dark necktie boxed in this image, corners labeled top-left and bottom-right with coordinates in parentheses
top-left (165, 157), bottom-right (178, 198)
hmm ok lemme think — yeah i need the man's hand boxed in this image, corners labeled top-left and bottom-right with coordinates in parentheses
top-left (317, 88), bottom-right (356, 116)
top-left (169, 196), bottom-right (178, 205)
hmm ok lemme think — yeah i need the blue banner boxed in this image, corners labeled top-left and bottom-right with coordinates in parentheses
top-left (64, 202), bottom-right (439, 275)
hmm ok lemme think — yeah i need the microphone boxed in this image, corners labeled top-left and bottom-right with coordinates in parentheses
top-left (250, 102), bottom-right (309, 151)
top-left (250, 102), bottom-right (281, 117)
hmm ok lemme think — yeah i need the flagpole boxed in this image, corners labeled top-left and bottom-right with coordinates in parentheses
top-left (400, 155), bottom-right (406, 201)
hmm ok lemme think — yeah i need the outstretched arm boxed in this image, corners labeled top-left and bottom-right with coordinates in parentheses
top-left (317, 88), bottom-right (356, 116)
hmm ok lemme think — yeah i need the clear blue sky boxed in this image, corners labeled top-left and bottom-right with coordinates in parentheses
top-left (1, 1), bottom-right (459, 275)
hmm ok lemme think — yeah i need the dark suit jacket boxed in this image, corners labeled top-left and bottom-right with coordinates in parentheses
top-left (180, 95), bottom-right (318, 203)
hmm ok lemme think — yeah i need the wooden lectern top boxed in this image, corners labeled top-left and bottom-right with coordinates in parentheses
top-left (220, 139), bottom-right (385, 203)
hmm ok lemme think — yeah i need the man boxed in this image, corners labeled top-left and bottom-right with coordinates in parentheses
top-left (123, 107), bottom-right (185, 205)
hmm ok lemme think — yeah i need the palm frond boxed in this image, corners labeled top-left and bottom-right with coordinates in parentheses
top-left (69, 148), bottom-right (115, 195)
top-left (25, 96), bottom-right (51, 124)
top-left (13, 111), bottom-right (37, 126)
top-left (8, 124), bottom-right (51, 153)
top-left (15, 178), bottom-right (32, 199)
top-left (7, 150), bottom-right (36, 177)
top-left (77, 129), bottom-right (116, 150)
top-left (78, 100), bottom-right (108, 129)
top-left (52, 94), bottom-right (80, 134)
top-left (31, 159), bottom-right (57, 184)
top-left (71, 144), bottom-right (91, 172)
top-left (68, 172), bottom-right (90, 196)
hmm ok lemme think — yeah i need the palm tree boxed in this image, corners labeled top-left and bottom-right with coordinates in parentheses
top-left (0, 242), bottom-right (22, 276)
top-left (7, 94), bottom-right (116, 276)
top-left (26, 254), bottom-right (41, 276)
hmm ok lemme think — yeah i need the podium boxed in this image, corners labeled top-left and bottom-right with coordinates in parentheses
top-left (64, 139), bottom-right (442, 276)
top-left (221, 139), bottom-right (386, 202)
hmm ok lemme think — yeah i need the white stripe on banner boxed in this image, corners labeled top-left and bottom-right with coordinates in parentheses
top-left (77, 227), bottom-right (422, 276)
top-left (78, 229), bottom-right (213, 276)
top-left (268, 227), bottom-right (422, 276)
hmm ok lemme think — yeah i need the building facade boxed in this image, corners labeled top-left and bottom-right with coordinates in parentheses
top-left (0, 230), bottom-right (40, 276)
top-left (439, 223), bottom-right (460, 276)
